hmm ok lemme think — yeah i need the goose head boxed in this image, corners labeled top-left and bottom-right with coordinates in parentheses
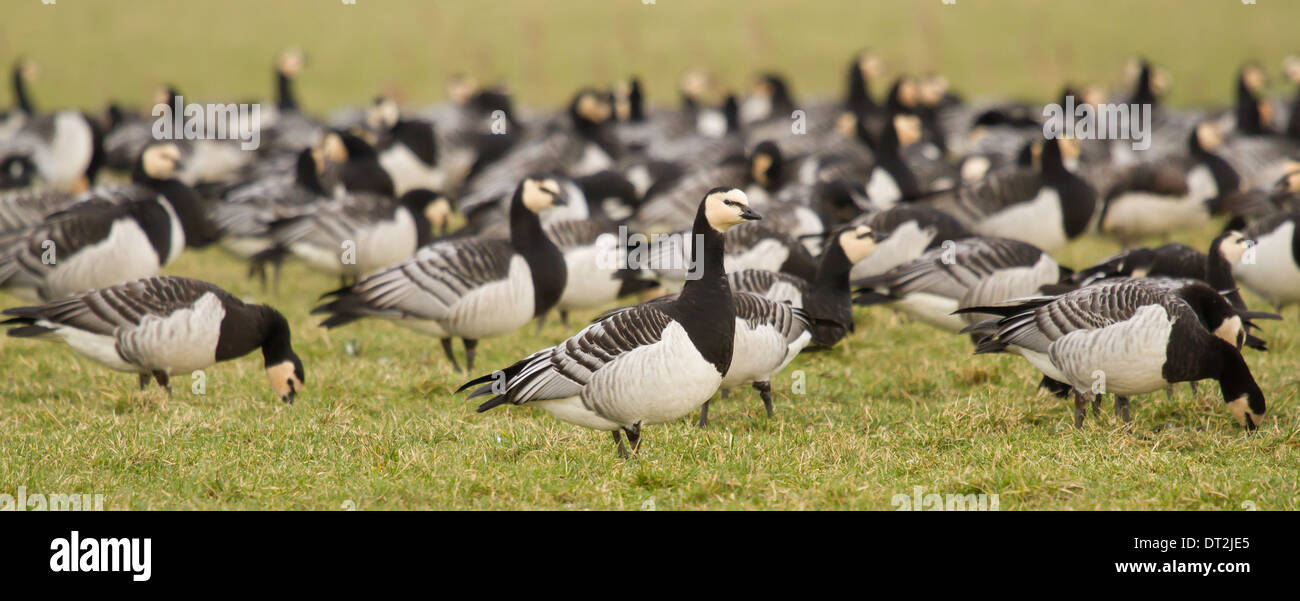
top-left (261, 310), bottom-right (305, 404)
top-left (1215, 230), bottom-right (1252, 267)
top-left (749, 141), bottom-right (783, 189)
top-left (703, 187), bottom-right (760, 233)
top-left (140, 142), bottom-right (183, 180)
top-left (838, 224), bottom-right (879, 264)
top-left (520, 177), bottom-right (566, 213)
top-left (276, 48), bottom-right (304, 78)
top-left (570, 89), bottom-right (612, 129)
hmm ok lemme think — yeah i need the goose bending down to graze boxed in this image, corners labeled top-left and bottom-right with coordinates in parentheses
top-left (252, 188), bottom-right (443, 287)
top-left (851, 236), bottom-right (1062, 333)
top-left (847, 203), bottom-right (971, 282)
top-left (961, 280), bottom-right (1266, 430)
top-left (312, 177), bottom-right (568, 372)
top-left (1235, 211), bottom-right (1300, 311)
top-left (1098, 124), bottom-right (1239, 247)
top-left (2, 276), bottom-right (305, 402)
top-left (728, 223), bottom-right (881, 347)
top-left (459, 187), bottom-right (761, 457)
top-left (0, 143), bottom-right (213, 301)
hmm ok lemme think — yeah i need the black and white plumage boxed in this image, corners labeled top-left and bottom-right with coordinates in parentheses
top-left (963, 280), bottom-right (1266, 430)
top-left (2, 276), bottom-right (305, 402)
top-left (254, 188), bottom-right (441, 285)
top-left (847, 203), bottom-right (971, 282)
top-left (459, 187), bottom-right (762, 457)
top-left (1235, 211), bottom-right (1300, 310)
top-left (916, 137), bottom-right (1095, 252)
top-left (312, 177), bottom-right (568, 372)
top-left (1099, 124), bottom-right (1239, 246)
top-left (0, 186), bottom-right (81, 234)
top-left (642, 220), bottom-right (817, 292)
top-left (729, 223), bottom-right (881, 347)
top-left (542, 218), bottom-right (655, 327)
top-left (852, 236), bottom-right (1061, 333)
top-left (1064, 230), bottom-right (1254, 310)
top-left (0, 143), bottom-right (212, 301)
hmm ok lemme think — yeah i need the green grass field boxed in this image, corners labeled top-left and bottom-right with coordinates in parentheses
top-left (1, 1), bottom-right (1299, 510)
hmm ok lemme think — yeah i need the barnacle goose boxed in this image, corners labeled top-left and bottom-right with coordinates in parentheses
top-left (919, 137), bottom-right (1095, 252)
top-left (728, 223), bottom-right (881, 347)
top-left (1099, 124), bottom-right (1239, 246)
top-left (863, 113), bottom-right (926, 208)
top-left (0, 143), bottom-right (212, 301)
top-left (851, 236), bottom-right (1061, 333)
top-left (2, 276), bottom-right (305, 402)
top-left (312, 177), bottom-right (568, 372)
top-left (1234, 211), bottom-right (1300, 310)
top-left (1064, 230), bottom-right (1255, 310)
top-left (542, 218), bottom-right (656, 328)
top-left (254, 188), bottom-right (442, 286)
top-left (459, 188), bottom-right (761, 457)
top-left (847, 204), bottom-right (971, 282)
top-left (643, 220), bottom-right (817, 292)
top-left (208, 148), bottom-right (330, 268)
top-left (364, 97), bottom-right (444, 195)
top-left (964, 280), bottom-right (1266, 430)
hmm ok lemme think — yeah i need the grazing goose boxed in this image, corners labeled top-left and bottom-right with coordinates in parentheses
top-left (2, 276), bottom-right (305, 402)
top-left (729, 223), bottom-right (881, 347)
top-left (963, 280), bottom-right (1266, 430)
top-left (458, 187), bottom-right (761, 457)
top-left (1065, 231), bottom-right (1254, 309)
top-left (254, 188), bottom-right (442, 286)
top-left (851, 236), bottom-right (1061, 333)
top-left (312, 177), bottom-right (568, 372)
top-left (365, 97), bottom-right (444, 195)
top-left (1099, 124), bottom-right (1239, 246)
top-left (848, 204), bottom-right (971, 281)
top-left (1234, 211), bottom-right (1300, 311)
top-left (0, 143), bottom-right (212, 301)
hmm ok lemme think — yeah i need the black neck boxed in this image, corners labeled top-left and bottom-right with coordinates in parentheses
top-left (402, 193), bottom-right (436, 247)
top-left (277, 71), bottom-right (298, 111)
top-left (845, 61), bottom-right (875, 115)
top-left (509, 193), bottom-right (566, 318)
top-left (12, 63), bottom-right (32, 113)
top-left (806, 240), bottom-right (855, 344)
top-left (671, 206), bottom-right (736, 374)
top-left (134, 167), bottom-right (216, 249)
top-left (294, 150), bottom-right (327, 195)
top-left (1214, 339), bottom-right (1265, 415)
top-left (1205, 236), bottom-right (1246, 310)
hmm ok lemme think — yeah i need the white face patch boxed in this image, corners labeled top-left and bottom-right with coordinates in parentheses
top-left (320, 133), bottom-right (347, 163)
top-left (839, 225), bottom-right (878, 264)
top-left (522, 178), bottom-right (562, 213)
top-left (1218, 232), bottom-right (1249, 266)
top-left (425, 197), bottom-right (452, 228)
top-left (142, 144), bottom-right (181, 179)
top-left (367, 99), bottom-right (400, 130)
top-left (266, 360), bottom-right (303, 400)
top-left (576, 94), bottom-right (611, 123)
top-left (1196, 123), bottom-right (1222, 151)
top-left (751, 153), bottom-right (773, 187)
top-left (1213, 315), bottom-right (1244, 349)
top-left (703, 188), bottom-right (752, 233)
top-left (1226, 394), bottom-right (1264, 429)
top-left (894, 115), bottom-right (922, 147)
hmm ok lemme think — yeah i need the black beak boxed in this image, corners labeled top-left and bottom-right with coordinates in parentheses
top-left (871, 229), bottom-right (891, 243)
top-left (284, 390), bottom-right (296, 405)
top-left (551, 192), bottom-right (568, 207)
top-left (739, 205), bottom-right (761, 221)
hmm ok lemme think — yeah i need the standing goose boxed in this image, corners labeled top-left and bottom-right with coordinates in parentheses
top-left (963, 280), bottom-right (1266, 430)
top-left (2, 276), bottom-right (305, 401)
top-left (1234, 211), bottom-right (1300, 311)
top-left (0, 143), bottom-right (211, 301)
top-left (458, 187), bottom-right (761, 457)
top-left (312, 177), bottom-right (568, 372)
top-left (851, 236), bottom-right (1062, 333)
top-left (1100, 124), bottom-right (1239, 247)
top-left (728, 223), bottom-right (881, 347)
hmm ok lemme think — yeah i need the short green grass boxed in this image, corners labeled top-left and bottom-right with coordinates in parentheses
top-left (1, 1), bottom-right (1299, 509)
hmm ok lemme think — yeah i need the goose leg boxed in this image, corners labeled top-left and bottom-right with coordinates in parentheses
top-left (1188, 381), bottom-right (1199, 394)
top-left (1091, 394), bottom-right (1102, 417)
top-left (1165, 386), bottom-right (1175, 401)
top-left (1072, 390), bottom-right (1087, 429)
top-left (535, 312), bottom-right (547, 334)
top-left (612, 430), bottom-right (629, 459)
top-left (623, 422), bottom-right (642, 455)
top-left (1115, 396), bottom-right (1131, 423)
top-left (271, 259), bottom-right (283, 294)
top-left (463, 338), bottom-right (479, 373)
top-left (697, 401), bottom-right (710, 428)
top-left (754, 381), bottom-right (774, 418)
top-left (153, 371), bottom-right (171, 397)
top-left (138, 373), bottom-right (152, 391)
top-left (560, 310), bottom-right (570, 329)
top-left (439, 338), bottom-right (461, 372)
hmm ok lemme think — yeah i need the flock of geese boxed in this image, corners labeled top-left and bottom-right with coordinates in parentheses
top-left (2, 51), bottom-right (1299, 456)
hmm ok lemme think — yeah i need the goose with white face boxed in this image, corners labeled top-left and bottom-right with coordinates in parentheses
top-left (141, 143), bottom-right (183, 180)
top-left (521, 177), bottom-right (566, 213)
top-left (703, 188), bottom-right (761, 233)
top-left (839, 224), bottom-right (879, 264)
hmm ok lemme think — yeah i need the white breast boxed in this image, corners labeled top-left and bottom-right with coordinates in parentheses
top-left (722, 319), bottom-right (810, 388)
top-left (557, 238), bottom-right (623, 311)
top-left (581, 322), bottom-right (724, 427)
top-left (866, 168), bottom-right (902, 209)
top-left (379, 145), bottom-right (444, 196)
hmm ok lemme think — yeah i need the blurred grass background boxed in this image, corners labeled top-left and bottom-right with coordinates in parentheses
top-left (3, 0), bottom-right (1299, 112)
